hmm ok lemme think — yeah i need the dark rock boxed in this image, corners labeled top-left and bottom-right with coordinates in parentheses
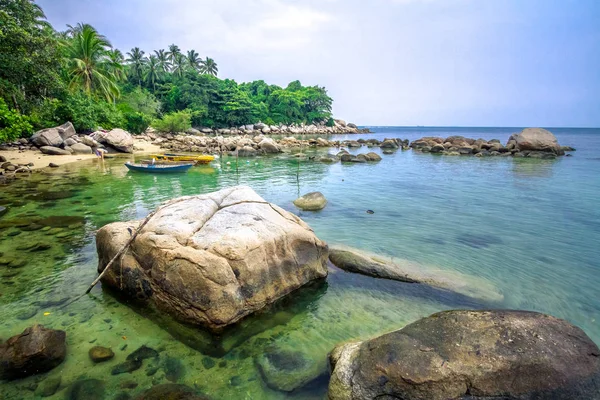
top-left (35, 376), bottom-right (61, 397)
top-left (0, 206), bottom-right (7, 217)
top-left (134, 384), bottom-right (210, 400)
top-left (328, 310), bottom-right (600, 400)
top-left (89, 346), bottom-right (114, 363)
top-left (201, 357), bottom-right (216, 369)
top-left (127, 345), bottom-right (159, 362)
top-left (48, 163), bottom-right (59, 168)
top-left (230, 375), bottom-right (243, 387)
top-left (38, 215), bottom-right (85, 228)
top-left (37, 296), bottom-right (69, 307)
top-left (0, 155), bottom-right (6, 162)
top-left (66, 379), bottom-right (105, 400)
top-left (163, 356), bottom-right (185, 382)
top-left (561, 146), bottom-right (576, 151)
top-left (40, 146), bottom-right (71, 156)
top-left (111, 358), bottom-right (143, 375)
top-left (120, 380), bottom-right (138, 389)
top-left (256, 348), bottom-right (325, 392)
top-left (16, 307), bottom-right (38, 320)
top-left (0, 325), bottom-right (66, 380)
top-left (456, 233), bottom-right (503, 248)
top-left (364, 152), bottom-right (382, 161)
top-left (340, 154), bottom-right (356, 162)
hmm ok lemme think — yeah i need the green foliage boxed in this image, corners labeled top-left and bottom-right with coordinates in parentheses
top-left (116, 87), bottom-right (160, 134)
top-left (0, 98), bottom-right (33, 142)
top-left (29, 98), bottom-right (62, 129)
top-left (326, 117), bottom-right (335, 127)
top-left (57, 91), bottom-right (123, 132)
top-left (123, 112), bottom-right (152, 135)
top-left (153, 110), bottom-right (191, 133)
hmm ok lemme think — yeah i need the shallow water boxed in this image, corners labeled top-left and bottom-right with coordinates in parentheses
top-left (0, 126), bottom-right (599, 399)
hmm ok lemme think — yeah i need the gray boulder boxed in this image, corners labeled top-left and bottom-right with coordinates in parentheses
top-left (328, 310), bottom-right (600, 400)
top-left (70, 143), bottom-right (93, 154)
top-left (256, 348), bottom-right (325, 392)
top-left (508, 128), bottom-right (562, 154)
top-left (57, 122), bottom-right (76, 140)
top-left (31, 128), bottom-right (63, 148)
top-left (40, 146), bottom-right (71, 155)
top-left (0, 324), bottom-right (66, 380)
top-left (92, 129), bottom-right (134, 153)
top-left (237, 146), bottom-right (257, 157)
top-left (364, 152), bottom-right (382, 161)
top-left (95, 186), bottom-right (328, 332)
top-left (293, 192), bottom-right (327, 211)
top-left (258, 138), bottom-right (281, 153)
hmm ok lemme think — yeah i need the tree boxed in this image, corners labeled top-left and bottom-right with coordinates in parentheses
top-left (167, 44), bottom-right (180, 63)
top-left (0, 0), bottom-right (63, 112)
top-left (154, 49), bottom-right (171, 74)
top-left (126, 47), bottom-right (146, 86)
top-left (200, 57), bottom-right (218, 76)
top-left (145, 55), bottom-right (160, 90)
top-left (63, 23), bottom-right (120, 102)
top-left (172, 53), bottom-right (187, 78)
top-left (106, 49), bottom-right (126, 83)
top-left (186, 50), bottom-right (201, 72)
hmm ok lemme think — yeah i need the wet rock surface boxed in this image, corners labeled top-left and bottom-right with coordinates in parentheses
top-left (293, 191), bottom-right (327, 211)
top-left (88, 346), bottom-right (115, 363)
top-left (133, 383), bottom-right (210, 400)
top-left (256, 348), bottom-right (326, 392)
top-left (328, 310), bottom-right (600, 400)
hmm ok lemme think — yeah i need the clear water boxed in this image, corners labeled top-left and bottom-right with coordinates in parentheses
top-left (0, 127), bottom-right (599, 399)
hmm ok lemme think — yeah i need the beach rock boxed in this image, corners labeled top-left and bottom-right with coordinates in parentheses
top-left (430, 144), bottom-right (445, 153)
top-left (258, 138), bottom-right (281, 153)
top-left (92, 129), bottom-right (134, 153)
top-left (39, 146), bottom-right (71, 156)
top-left (70, 143), bottom-right (93, 154)
top-left (48, 163), bottom-right (59, 168)
top-left (320, 154), bottom-right (339, 163)
top-left (66, 379), bottom-right (105, 400)
top-left (364, 152), bottom-right (382, 162)
top-left (64, 137), bottom-right (77, 146)
top-left (0, 325), bottom-right (66, 380)
top-left (95, 186), bottom-right (328, 332)
top-left (80, 135), bottom-right (101, 148)
top-left (328, 310), bottom-right (600, 400)
top-left (293, 192), bottom-right (327, 211)
top-left (340, 154), bottom-right (356, 162)
top-left (256, 348), bottom-right (326, 392)
top-left (89, 346), bottom-right (114, 363)
top-left (0, 155), bottom-right (6, 162)
top-left (35, 376), bottom-right (61, 397)
top-left (30, 127), bottom-right (63, 147)
top-left (56, 121), bottom-right (76, 140)
top-left (380, 139), bottom-right (399, 149)
top-left (237, 146), bottom-right (257, 157)
top-left (134, 384), bottom-right (209, 400)
top-left (509, 128), bottom-right (562, 154)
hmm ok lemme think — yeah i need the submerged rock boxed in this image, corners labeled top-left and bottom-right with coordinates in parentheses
top-left (328, 246), bottom-right (503, 302)
top-left (328, 310), bottom-right (600, 400)
top-left (89, 346), bottom-right (114, 363)
top-left (66, 379), bottom-right (105, 400)
top-left (127, 345), bottom-right (159, 362)
top-left (95, 186), bottom-right (328, 332)
top-left (256, 348), bottom-right (326, 392)
top-left (134, 383), bottom-right (209, 400)
top-left (0, 325), bottom-right (66, 380)
top-left (163, 356), bottom-right (185, 382)
top-left (111, 358), bottom-right (143, 375)
top-left (0, 206), bottom-right (7, 218)
top-left (35, 376), bottom-right (61, 397)
top-left (293, 192), bottom-right (327, 211)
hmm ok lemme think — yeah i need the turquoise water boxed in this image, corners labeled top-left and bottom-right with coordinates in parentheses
top-left (0, 127), bottom-right (599, 399)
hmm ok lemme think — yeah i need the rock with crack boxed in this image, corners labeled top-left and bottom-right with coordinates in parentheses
top-left (95, 186), bottom-right (328, 332)
top-left (328, 310), bottom-right (600, 400)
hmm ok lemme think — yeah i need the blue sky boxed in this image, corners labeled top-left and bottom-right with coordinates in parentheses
top-left (37, 0), bottom-right (600, 127)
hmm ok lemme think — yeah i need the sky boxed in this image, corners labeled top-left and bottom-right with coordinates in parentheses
top-left (37, 0), bottom-right (600, 127)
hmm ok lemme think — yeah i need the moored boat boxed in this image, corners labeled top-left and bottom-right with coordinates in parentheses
top-left (150, 153), bottom-right (215, 164)
top-left (124, 161), bottom-right (194, 173)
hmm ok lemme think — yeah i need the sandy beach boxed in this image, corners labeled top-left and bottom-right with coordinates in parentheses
top-left (0, 139), bottom-right (162, 170)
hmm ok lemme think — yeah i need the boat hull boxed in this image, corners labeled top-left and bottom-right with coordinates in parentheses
top-left (151, 154), bottom-right (215, 164)
top-left (125, 162), bottom-right (194, 173)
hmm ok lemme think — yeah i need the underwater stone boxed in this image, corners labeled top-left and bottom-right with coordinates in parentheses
top-left (120, 380), bottom-right (138, 389)
top-left (38, 215), bottom-right (86, 228)
top-left (133, 383), bottom-right (210, 400)
top-left (127, 345), bottom-right (159, 361)
top-left (256, 348), bottom-right (326, 392)
top-left (16, 307), bottom-right (38, 320)
top-left (35, 376), bottom-right (61, 397)
top-left (0, 206), bottom-right (7, 217)
top-left (66, 379), bottom-right (105, 400)
top-left (37, 296), bottom-right (69, 307)
top-left (456, 232), bottom-right (504, 248)
top-left (201, 357), bottom-right (216, 369)
top-left (89, 346), bottom-right (115, 363)
top-left (111, 358), bottom-right (143, 375)
top-left (163, 356), bottom-right (185, 382)
top-left (293, 192), bottom-right (327, 211)
top-left (230, 375), bottom-right (243, 387)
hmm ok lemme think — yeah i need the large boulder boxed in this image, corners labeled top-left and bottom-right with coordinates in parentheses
top-left (258, 138), bottom-right (281, 153)
top-left (256, 348), bottom-right (326, 392)
top-left (92, 129), bottom-right (134, 153)
top-left (328, 310), bottom-right (600, 400)
top-left (508, 128), bottom-right (562, 154)
top-left (30, 128), bottom-right (63, 148)
top-left (40, 146), bottom-right (71, 155)
top-left (0, 325), bottom-right (66, 380)
top-left (293, 192), bottom-right (327, 211)
top-left (69, 143), bottom-right (93, 154)
top-left (56, 122), bottom-right (76, 140)
top-left (95, 186), bottom-right (328, 332)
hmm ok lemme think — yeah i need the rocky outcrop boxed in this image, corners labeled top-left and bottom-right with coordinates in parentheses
top-left (258, 138), bottom-right (282, 153)
top-left (508, 127), bottom-right (563, 154)
top-left (30, 128), bottom-right (63, 148)
top-left (69, 143), bottom-right (93, 154)
top-left (328, 310), bottom-right (600, 400)
top-left (91, 129), bottom-right (134, 153)
top-left (328, 246), bottom-right (503, 302)
top-left (293, 192), bottom-right (327, 211)
top-left (95, 186), bottom-right (328, 332)
top-left (39, 146), bottom-right (71, 155)
top-left (0, 325), bottom-right (66, 380)
top-left (256, 348), bottom-right (326, 392)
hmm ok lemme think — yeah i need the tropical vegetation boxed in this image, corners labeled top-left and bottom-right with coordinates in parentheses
top-left (0, 0), bottom-right (334, 140)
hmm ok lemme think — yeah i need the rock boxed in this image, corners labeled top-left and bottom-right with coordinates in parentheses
top-left (39, 146), bottom-right (71, 155)
top-left (66, 379), bottom-right (105, 400)
top-left (70, 143), bottom-right (93, 154)
top-left (380, 139), bottom-right (399, 149)
top-left (0, 155), bottom-right (6, 162)
top-left (328, 246), bottom-right (503, 302)
top-left (0, 206), bottom-right (7, 217)
top-left (111, 358), bottom-right (143, 375)
top-left (316, 137), bottom-right (330, 147)
top-left (57, 121), bottom-right (76, 140)
top-left (134, 384), bottom-right (209, 400)
top-left (347, 123), bottom-right (358, 129)
top-left (95, 186), bottom-right (328, 332)
top-left (509, 128), bottom-right (562, 154)
top-left (340, 154), bottom-right (356, 162)
top-left (127, 345), bottom-right (158, 361)
top-left (319, 154), bottom-right (339, 163)
top-left (293, 192), bottom-right (327, 211)
top-left (0, 325), bottom-right (66, 380)
top-left (236, 146), bottom-right (257, 157)
top-left (35, 376), bottom-right (61, 397)
top-left (328, 310), bottom-right (600, 400)
top-left (89, 346), bottom-right (114, 363)
top-left (256, 348), bottom-right (326, 392)
top-left (48, 163), bottom-right (59, 168)
top-left (16, 307), bottom-right (38, 320)
top-left (80, 135), bottom-right (101, 148)
top-left (30, 127), bottom-right (63, 147)
top-left (561, 145), bottom-right (576, 151)
top-left (64, 138), bottom-right (77, 146)
top-left (258, 138), bottom-right (281, 153)
top-left (93, 129), bottom-right (134, 153)
top-left (528, 151), bottom-right (557, 159)
top-left (352, 154), bottom-right (368, 163)
top-left (430, 144), bottom-right (445, 153)
top-left (163, 356), bottom-right (185, 382)
top-left (364, 152), bottom-right (382, 162)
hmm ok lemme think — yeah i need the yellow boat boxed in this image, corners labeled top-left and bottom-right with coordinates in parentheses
top-left (150, 154), bottom-right (215, 164)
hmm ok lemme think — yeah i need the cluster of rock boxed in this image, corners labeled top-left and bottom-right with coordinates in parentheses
top-left (183, 119), bottom-right (369, 136)
top-left (410, 128), bottom-right (575, 159)
top-left (0, 122), bottom-right (135, 156)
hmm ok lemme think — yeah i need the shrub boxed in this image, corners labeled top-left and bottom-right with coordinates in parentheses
top-left (124, 112), bottom-right (152, 135)
top-left (58, 92), bottom-right (124, 132)
top-left (326, 118), bottom-right (335, 127)
top-left (153, 110), bottom-right (192, 133)
top-left (0, 98), bottom-right (33, 143)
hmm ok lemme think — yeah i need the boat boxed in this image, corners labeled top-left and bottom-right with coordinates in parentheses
top-left (150, 153), bottom-right (215, 164)
top-left (124, 161), bottom-right (194, 173)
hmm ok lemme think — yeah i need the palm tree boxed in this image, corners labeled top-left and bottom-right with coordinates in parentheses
top-left (145, 55), bottom-right (160, 90)
top-left (200, 57), bottom-right (218, 76)
top-left (106, 49), bottom-right (126, 82)
top-left (154, 49), bottom-right (171, 73)
top-left (64, 24), bottom-right (119, 101)
top-left (126, 47), bottom-right (146, 86)
top-left (186, 50), bottom-right (201, 72)
top-left (171, 53), bottom-right (187, 78)
top-left (167, 44), bottom-right (181, 64)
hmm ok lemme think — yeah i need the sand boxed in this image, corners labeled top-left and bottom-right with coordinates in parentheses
top-left (0, 139), bottom-right (162, 170)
